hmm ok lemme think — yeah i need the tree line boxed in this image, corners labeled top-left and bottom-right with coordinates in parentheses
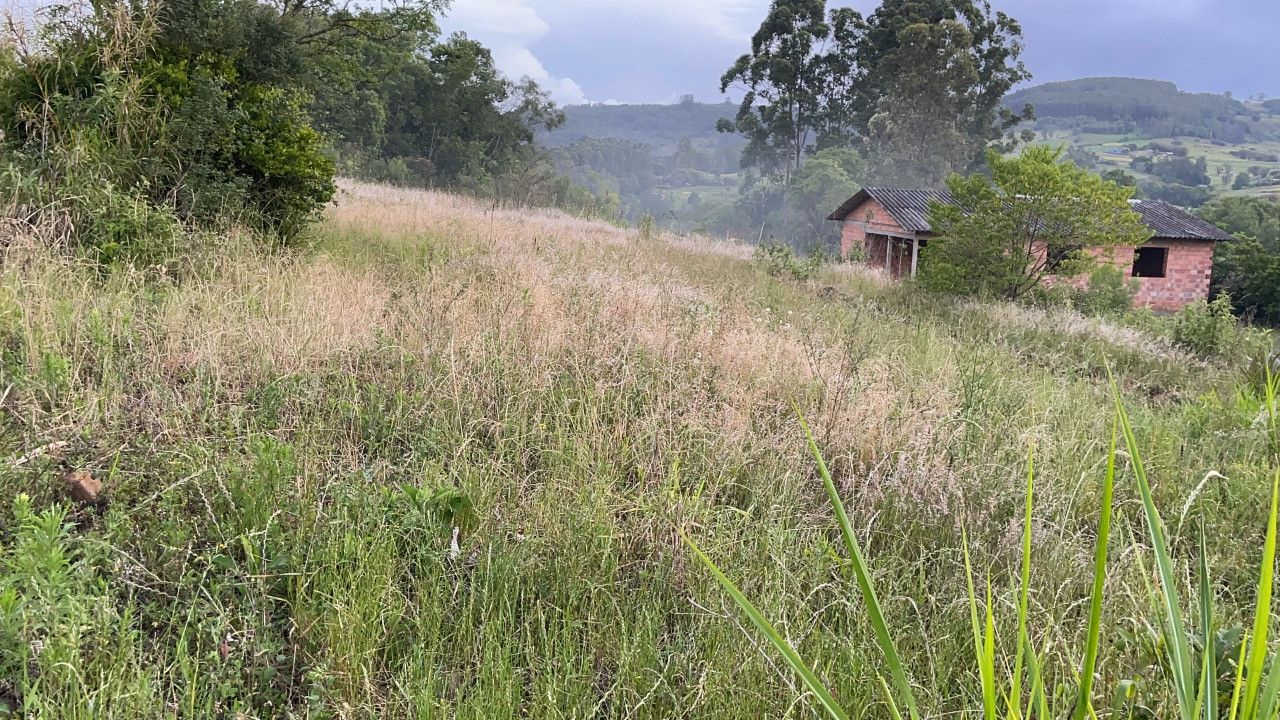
top-left (0, 0), bottom-right (613, 263)
top-left (712, 0), bottom-right (1033, 248)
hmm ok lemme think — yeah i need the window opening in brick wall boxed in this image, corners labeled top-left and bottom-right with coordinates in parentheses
top-left (1131, 246), bottom-right (1168, 278)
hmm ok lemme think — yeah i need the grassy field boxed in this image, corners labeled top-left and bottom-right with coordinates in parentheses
top-left (1035, 126), bottom-right (1280, 196)
top-left (1, 181), bottom-right (1277, 718)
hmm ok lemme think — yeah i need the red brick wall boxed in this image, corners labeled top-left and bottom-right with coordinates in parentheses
top-left (1104, 240), bottom-right (1214, 313)
top-left (840, 218), bottom-right (868, 262)
top-left (1045, 240), bottom-right (1215, 312)
top-left (839, 198), bottom-right (909, 260)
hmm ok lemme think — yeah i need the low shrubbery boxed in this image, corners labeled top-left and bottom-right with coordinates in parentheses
top-left (1173, 294), bottom-right (1243, 356)
top-left (755, 240), bottom-right (824, 282)
top-left (1072, 264), bottom-right (1139, 316)
top-left (0, 0), bottom-right (337, 258)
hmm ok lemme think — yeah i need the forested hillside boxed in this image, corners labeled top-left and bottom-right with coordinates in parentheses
top-left (1005, 77), bottom-right (1265, 141)
top-left (1005, 79), bottom-right (1280, 206)
top-left (543, 77), bottom-right (1280, 233)
top-left (541, 98), bottom-right (743, 153)
top-left (535, 99), bottom-right (746, 227)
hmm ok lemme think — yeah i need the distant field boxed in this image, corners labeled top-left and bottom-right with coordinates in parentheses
top-left (1034, 125), bottom-right (1280, 195)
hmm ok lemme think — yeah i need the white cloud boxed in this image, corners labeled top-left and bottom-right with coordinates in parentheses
top-left (447, 0), bottom-right (549, 39)
top-left (631, 0), bottom-right (764, 42)
top-left (445, 0), bottom-right (587, 104)
top-left (491, 44), bottom-right (588, 104)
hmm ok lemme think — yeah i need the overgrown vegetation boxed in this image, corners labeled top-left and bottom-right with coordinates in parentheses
top-left (919, 146), bottom-right (1151, 299)
top-left (1, 180), bottom-right (1277, 717)
top-left (0, 0), bottom-right (616, 265)
top-left (1200, 196), bottom-right (1280, 324)
top-left (3, 1), bottom-right (1280, 717)
top-left (692, 380), bottom-right (1280, 720)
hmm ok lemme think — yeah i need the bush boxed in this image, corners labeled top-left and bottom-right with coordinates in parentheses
top-left (1173, 294), bottom-right (1238, 355)
top-left (1074, 264), bottom-right (1139, 316)
top-left (637, 213), bottom-right (658, 241)
top-left (755, 241), bottom-right (822, 282)
top-left (0, 0), bottom-right (336, 260)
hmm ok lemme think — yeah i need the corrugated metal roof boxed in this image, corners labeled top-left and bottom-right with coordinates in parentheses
top-left (1128, 199), bottom-right (1235, 241)
top-left (827, 187), bottom-right (953, 231)
top-left (829, 187), bottom-right (1235, 242)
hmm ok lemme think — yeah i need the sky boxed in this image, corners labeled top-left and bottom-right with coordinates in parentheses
top-left (442, 0), bottom-right (1280, 106)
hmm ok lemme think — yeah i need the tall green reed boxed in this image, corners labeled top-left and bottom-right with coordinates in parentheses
top-left (686, 373), bottom-right (1280, 719)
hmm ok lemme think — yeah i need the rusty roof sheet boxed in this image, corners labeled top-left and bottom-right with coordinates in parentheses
top-left (829, 187), bottom-right (1235, 241)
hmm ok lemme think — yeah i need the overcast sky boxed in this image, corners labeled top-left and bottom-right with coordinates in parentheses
top-left (442, 0), bottom-right (1280, 105)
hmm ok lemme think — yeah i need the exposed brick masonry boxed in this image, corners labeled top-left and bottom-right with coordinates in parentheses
top-left (837, 197), bottom-right (1218, 312)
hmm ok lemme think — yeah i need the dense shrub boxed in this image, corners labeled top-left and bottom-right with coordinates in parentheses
top-left (1173, 294), bottom-right (1238, 355)
top-left (0, 1), bottom-right (338, 254)
top-left (1073, 264), bottom-right (1139, 316)
top-left (755, 241), bottom-right (823, 282)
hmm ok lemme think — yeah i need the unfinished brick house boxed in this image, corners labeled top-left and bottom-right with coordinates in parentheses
top-left (828, 187), bottom-right (1236, 312)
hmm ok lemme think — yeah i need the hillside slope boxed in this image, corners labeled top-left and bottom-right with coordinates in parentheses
top-left (1006, 77), bottom-right (1263, 141)
top-left (1, 183), bottom-right (1271, 716)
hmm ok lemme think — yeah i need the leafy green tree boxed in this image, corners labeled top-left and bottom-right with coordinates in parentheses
top-left (785, 146), bottom-right (866, 245)
top-left (378, 35), bottom-right (564, 190)
top-left (1102, 169), bottom-right (1142, 197)
top-left (864, 20), bottom-right (984, 187)
top-left (717, 0), bottom-right (857, 182)
top-left (1198, 196), bottom-right (1280, 323)
top-left (919, 146), bottom-right (1152, 299)
top-left (851, 0), bottom-right (1032, 171)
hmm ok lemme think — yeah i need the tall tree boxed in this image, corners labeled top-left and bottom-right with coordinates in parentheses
top-left (716, 0), bottom-right (857, 182)
top-left (1198, 197), bottom-right (1280, 323)
top-left (785, 145), bottom-right (865, 245)
top-left (864, 20), bottom-right (982, 187)
top-left (853, 0), bottom-right (1032, 176)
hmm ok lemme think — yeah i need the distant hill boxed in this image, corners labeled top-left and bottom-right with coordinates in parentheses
top-left (539, 79), bottom-right (1280, 222)
top-left (539, 100), bottom-right (748, 225)
top-left (542, 100), bottom-right (743, 155)
top-left (1006, 77), bottom-right (1264, 142)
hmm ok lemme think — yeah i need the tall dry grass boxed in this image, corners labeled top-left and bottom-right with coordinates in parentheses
top-left (0, 180), bottom-right (1273, 717)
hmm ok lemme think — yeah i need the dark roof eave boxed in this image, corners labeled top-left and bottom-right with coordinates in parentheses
top-left (828, 188), bottom-right (1234, 242)
top-left (827, 189), bottom-right (871, 221)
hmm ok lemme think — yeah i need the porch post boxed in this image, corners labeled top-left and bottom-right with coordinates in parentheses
top-left (911, 236), bottom-right (919, 277)
top-left (885, 236), bottom-right (891, 271)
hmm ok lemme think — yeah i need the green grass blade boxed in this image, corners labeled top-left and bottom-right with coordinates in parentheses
top-left (1199, 525), bottom-right (1217, 720)
top-left (1255, 647), bottom-right (1280, 720)
top-left (1114, 388), bottom-right (1197, 720)
top-left (1242, 470), bottom-right (1280, 720)
top-left (683, 533), bottom-right (851, 720)
top-left (879, 675), bottom-right (906, 720)
top-left (1264, 362), bottom-right (1279, 457)
top-left (798, 410), bottom-right (921, 720)
top-left (1025, 636), bottom-right (1050, 720)
top-left (1073, 420), bottom-right (1118, 720)
top-left (965, 529), bottom-right (998, 720)
top-left (1010, 450), bottom-right (1035, 720)
top-left (984, 578), bottom-right (999, 720)
top-left (1228, 631), bottom-right (1249, 720)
